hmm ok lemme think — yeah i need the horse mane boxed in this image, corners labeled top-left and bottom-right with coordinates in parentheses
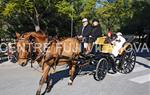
top-left (30, 31), bottom-right (47, 37)
top-left (21, 32), bottom-right (31, 38)
top-left (48, 37), bottom-right (78, 45)
top-left (56, 37), bottom-right (79, 42)
top-left (21, 31), bottom-right (48, 42)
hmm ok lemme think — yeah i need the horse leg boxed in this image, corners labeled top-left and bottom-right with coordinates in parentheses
top-left (31, 59), bottom-right (33, 68)
top-left (68, 64), bottom-right (76, 85)
top-left (45, 67), bottom-right (55, 93)
top-left (36, 64), bottom-right (50, 95)
top-left (45, 76), bottom-right (52, 93)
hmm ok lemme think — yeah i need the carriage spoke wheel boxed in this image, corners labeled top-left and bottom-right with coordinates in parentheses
top-left (94, 58), bottom-right (108, 81)
top-left (119, 49), bottom-right (136, 74)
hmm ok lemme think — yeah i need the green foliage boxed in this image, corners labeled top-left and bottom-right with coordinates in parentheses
top-left (80, 0), bottom-right (97, 18)
top-left (122, 0), bottom-right (150, 34)
top-left (2, 2), bottom-right (17, 16)
top-left (1, 0), bottom-right (35, 16)
top-left (56, 0), bottom-right (75, 18)
top-left (56, 0), bottom-right (99, 19)
top-left (0, 0), bottom-right (150, 37)
top-left (96, 0), bottom-right (133, 33)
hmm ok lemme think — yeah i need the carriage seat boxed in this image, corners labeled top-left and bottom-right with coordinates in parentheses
top-left (95, 36), bottom-right (113, 53)
top-left (95, 36), bottom-right (130, 55)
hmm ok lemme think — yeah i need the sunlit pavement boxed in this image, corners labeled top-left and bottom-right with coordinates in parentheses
top-left (0, 54), bottom-right (150, 95)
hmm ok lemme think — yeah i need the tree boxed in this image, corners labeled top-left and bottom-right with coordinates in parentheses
top-left (96, 0), bottom-right (133, 33)
top-left (0, 0), bottom-right (76, 36)
top-left (1, 0), bottom-right (53, 32)
top-left (56, 0), bottom-right (98, 35)
top-left (56, 0), bottom-right (97, 19)
top-left (1, 0), bottom-right (150, 37)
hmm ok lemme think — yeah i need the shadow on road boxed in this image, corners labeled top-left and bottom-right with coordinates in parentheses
top-left (135, 50), bottom-right (150, 69)
top-left (136, 61), bottom-right (150, 69)
top-left (136, 52), bottom-right (150, 60)
top-left (41, 65), bottom-right (96, 95)
top-left (41, 68), bottom-right (70, 95)
top-left (50, 68), bottom-right (70, 87)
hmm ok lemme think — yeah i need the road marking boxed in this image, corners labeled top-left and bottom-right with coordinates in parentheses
top-left (132, 66), bottom-right (148, 73)
top-left (130, 73), bottom-right (150, 84)
top-left (108, 66), bottom-right (148, 77)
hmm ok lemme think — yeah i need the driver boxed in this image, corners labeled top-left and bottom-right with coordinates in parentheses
top-left (77, 18), bottom-right (92, 53)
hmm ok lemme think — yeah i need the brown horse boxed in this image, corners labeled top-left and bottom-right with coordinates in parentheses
top-left (16, 32), bottom-right (81, 95)
top-left (35, 38), bottom-right (81, 95)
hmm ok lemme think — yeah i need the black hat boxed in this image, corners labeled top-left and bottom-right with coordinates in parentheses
top-left (92, 19), bottom-right (99, 23)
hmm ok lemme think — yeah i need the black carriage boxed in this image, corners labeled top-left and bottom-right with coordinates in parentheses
top-left (78, 36), bottom-right (136, 81)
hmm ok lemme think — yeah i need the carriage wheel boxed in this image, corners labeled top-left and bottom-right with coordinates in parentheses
top-left (94, 58), bottom-right (108, 81)
top-left (119, 49), bottom-right (136, 74)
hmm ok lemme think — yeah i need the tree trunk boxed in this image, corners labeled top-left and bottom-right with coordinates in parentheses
top-left (35, 25), bottom-right (40, 32)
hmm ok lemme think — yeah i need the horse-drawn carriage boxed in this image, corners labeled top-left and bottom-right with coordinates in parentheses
top-left (78, 36), bottom-right (136, 81)
top-left (15, 32), bottom-right (136, 95)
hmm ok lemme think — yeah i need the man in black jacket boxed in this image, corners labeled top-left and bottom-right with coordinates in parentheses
top-left (89, 19), bottom-right (102, 54)
top-left (77, 18), bottom-right (92, 53)
top-left (90, 19), bottom-right (102, 42)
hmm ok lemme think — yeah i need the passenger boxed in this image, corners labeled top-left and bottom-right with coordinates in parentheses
top-left (111, 32), bottom-right (126, 57)
top-left (90, 19), bottom-right (102, 42)
top-left (88, 19), bottom-right (102, 54)
top-left (105, 31), bottom-right (113, 44)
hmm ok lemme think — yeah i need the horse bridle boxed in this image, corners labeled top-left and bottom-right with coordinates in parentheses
top-left (16, 37), bottom-right (32, 60)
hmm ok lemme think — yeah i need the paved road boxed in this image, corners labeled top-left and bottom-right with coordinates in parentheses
top-left (0, 56), bottom-right (150, 95)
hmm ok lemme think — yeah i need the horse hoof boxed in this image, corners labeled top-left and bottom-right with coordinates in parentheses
top-left (68, 79), bottom-right (73, 85)
top-left (36, 91), bottom-right (40, 95)
top-left (68, 81), bottom-right (73, 85)
top-left (46, 87), bottom-right (51, 93)
top-left (68, 82), bottom-right (72, 85)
